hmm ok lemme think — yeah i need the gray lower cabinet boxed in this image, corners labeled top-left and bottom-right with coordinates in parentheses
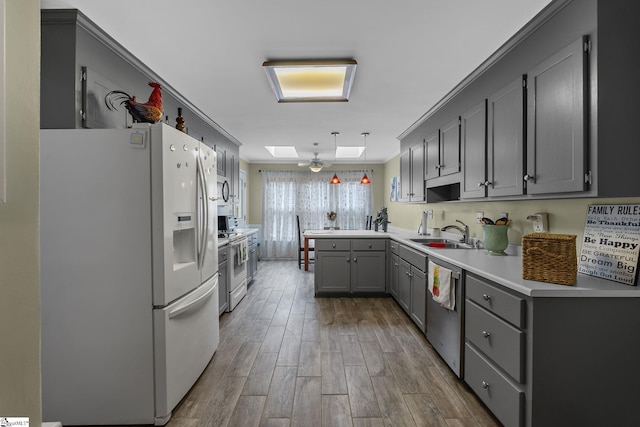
top-left (246, 231), bottom-right (258, 284)
top-left (464, 272), bottom-right (640, 427)
top-left (389, 242), bottom-right (400, 300)
top-left (315, 238), bottom-right (386, 295)
top-left (218, 245), bottom-right (228, 315)
top-left (395, 244), bottom-right (427, 332)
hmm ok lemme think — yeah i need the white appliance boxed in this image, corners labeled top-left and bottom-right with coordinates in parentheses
top-left (40, 123), bottom-right (220, 426)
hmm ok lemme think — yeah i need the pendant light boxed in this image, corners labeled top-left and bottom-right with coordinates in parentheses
top-left (330, 131), bottom-right (341, 184)
top-left (360, 132), bottom-right (371, 184)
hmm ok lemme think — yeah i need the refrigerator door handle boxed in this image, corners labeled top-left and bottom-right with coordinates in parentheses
top-left (168, 279), bottom-right (216, 319)
top-left (196, 155), bottom-right (209, 270)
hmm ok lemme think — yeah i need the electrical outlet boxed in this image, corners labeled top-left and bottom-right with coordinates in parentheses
top-left (476, 212), bottom-right (484, 223)
top-left (500, 212), bottom-right (509, 219)
top-left (427, 209), bottom-right (433, 219)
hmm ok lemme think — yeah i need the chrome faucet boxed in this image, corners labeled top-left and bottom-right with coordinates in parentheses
top-left (442, 220), bottom-right (470, 244)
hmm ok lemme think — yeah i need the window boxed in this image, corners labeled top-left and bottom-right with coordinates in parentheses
top-left (261, 170), bottom-right (373, 259)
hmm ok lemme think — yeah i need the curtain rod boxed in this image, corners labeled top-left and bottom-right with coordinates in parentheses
top-left (258, 169), bottom-right (373, 173)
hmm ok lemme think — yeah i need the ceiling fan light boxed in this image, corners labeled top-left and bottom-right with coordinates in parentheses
top-left (360, 173), bottom-right (371, 184)
top-left (309, 165), bottom-right (323, 172)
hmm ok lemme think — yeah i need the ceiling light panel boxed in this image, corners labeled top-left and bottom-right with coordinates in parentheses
top-left (263, 59), bottom-right (357, 102)
top-left (335, 146), bottom-right (365, 159)
top-left (265, 146), bottom-right (299, 158)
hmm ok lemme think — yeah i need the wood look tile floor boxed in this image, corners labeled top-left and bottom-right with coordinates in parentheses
top-left (167, 260), bottom-right (501, 427)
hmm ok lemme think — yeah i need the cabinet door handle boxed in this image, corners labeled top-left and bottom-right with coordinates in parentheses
top-left (482, 330), bottom-right (491, 338)
top-left (368, 243), bottom-right (372, 248)
top-left (353, 257), bottom-right (357, 263)
top-left (482, 294), bottom-right (491, 301)
top-left (346, 257), bottom-right (351, 262)
top-left (482, 381), bottom-right (490, 389)
top-left (332, 243), bottom-right (336, 248)
top-left (524, 174), bottom-right (535, 183)
top-left (477, 181), bottom-right (484, 188)
top-left (394, 263), bottom-right (398, 267)
top-left (484, 180), bottom-right (493, 187)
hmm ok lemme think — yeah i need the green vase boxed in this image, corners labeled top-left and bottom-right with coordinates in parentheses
top-left (482, 224), bottom-right (509, 255)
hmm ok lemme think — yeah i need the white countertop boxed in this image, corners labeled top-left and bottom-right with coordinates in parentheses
top-left (236, 227), bottom-right (259, 235)
top-left (304, 227), bottom-right (640, 298)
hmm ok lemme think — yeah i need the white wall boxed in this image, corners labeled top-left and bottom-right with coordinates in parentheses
top-left (0, 0), bottom-right (41, 422)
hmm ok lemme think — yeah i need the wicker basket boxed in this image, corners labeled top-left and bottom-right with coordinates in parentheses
top-left (522, 233), bottom-right (577, 285)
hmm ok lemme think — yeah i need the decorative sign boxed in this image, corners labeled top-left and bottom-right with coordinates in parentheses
top-left (579, 204), bottom-right (640, 285)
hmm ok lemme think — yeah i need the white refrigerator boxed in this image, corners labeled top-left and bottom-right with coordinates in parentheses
top-left (40, 123), bottom-right (219, 425)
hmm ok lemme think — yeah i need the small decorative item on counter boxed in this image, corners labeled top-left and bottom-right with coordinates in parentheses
top-left (175, 107), bottom-right (186, 132)
top-left (482, 224), bottom-right (509, 256)
top-left (327, 211), bottom-right (337, 230)
top-left (522, 233), bottom-right (577, 285)
top-left (104, 82), bottom-right (164, 123)
top-left (374, 207), bottom-right (390, 232)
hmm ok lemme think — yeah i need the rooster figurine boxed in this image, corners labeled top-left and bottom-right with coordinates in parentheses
top-left (105, 82), bottom-right (163, 123)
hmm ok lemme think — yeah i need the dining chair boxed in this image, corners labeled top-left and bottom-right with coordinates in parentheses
top-left (297, 215), bottom-right (314, 269)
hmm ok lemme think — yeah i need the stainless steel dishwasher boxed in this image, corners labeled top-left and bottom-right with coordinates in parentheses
top-left (426, 257), bottom-right (464, 378)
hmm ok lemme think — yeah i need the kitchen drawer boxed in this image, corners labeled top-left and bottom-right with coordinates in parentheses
top-left (465, 343), bottom-right (524, 427)
top-left (398, 244), bottom-right (427, 272)
top-left (351, 239), bottom-right (386, 251)
top-left (466, 274), bottom-right (526, 328)
top-left (465, 300), bottom-right (525, 383)
top-left (315, 239), bottom-right (350, 251)
top-left (389, 240), bottom-right (399, 255)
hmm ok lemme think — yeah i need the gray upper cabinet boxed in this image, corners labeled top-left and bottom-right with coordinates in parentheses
top-left (425, 120), bottom-right (460, 185)
top-left (439, 119), bottom-right (461, 177)
top-left (399, 140), bottom-right (425, 203)
top-left (525, 36), bottom-right (588, 195)
top-left (460, 101), bottom-right (487, 199)
top-left (424, 131), bottom-right (439, 181)
top-left (487, 76), bottom-right (525, 197)
top-left (216, 146), bottom-right (226, 177)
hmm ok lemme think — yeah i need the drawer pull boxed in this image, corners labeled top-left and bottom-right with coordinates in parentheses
top-left (482, 330), bottom-right (491, 338)
top-left (482, 294), bottom-right (491, 301)
top-left (332, 243), bottom-right (336, 248)
top-left (368, 243), bottom-right (372, 248)
top-left (482, 381), bottom-right (490, 389)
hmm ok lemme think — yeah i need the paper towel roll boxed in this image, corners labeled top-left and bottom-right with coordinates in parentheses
top-left (421, 211), bottom-right (429, 235)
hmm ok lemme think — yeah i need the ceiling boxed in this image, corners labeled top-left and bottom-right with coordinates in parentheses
top-left (41, 0), bottom-right (552, 165)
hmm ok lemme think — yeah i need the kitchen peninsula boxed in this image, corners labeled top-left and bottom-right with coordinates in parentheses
top-left (305, 227), bottom-right (640, 427)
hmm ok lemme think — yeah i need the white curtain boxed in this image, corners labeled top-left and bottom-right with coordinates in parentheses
top-left (262, 170), bottom-right (374, 259)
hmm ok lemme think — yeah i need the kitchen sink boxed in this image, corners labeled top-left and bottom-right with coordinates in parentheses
top-left (409, 238), bottom-right (475, 249)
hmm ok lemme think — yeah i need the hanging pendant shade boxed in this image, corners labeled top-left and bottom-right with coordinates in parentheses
top-left (330, 131), bottom-right (341, 184)
top-left (360, 132), bottom-right (371, 184)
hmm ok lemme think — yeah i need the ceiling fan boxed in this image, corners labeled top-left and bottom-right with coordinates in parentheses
top-left (298, 143), bottom-right (332, 172)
